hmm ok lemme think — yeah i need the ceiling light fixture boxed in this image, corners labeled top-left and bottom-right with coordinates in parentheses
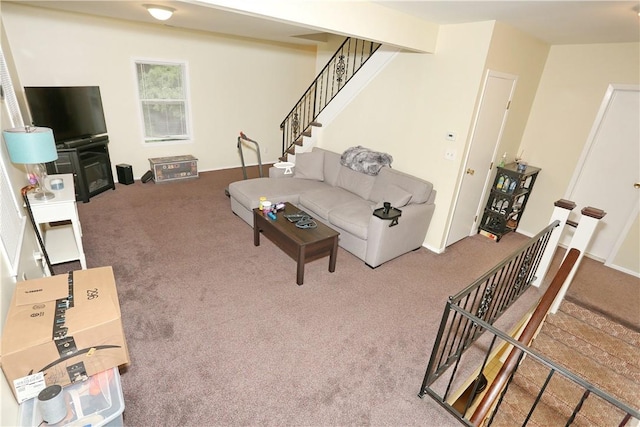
top-left (144, 4), bottom-right (175, 21)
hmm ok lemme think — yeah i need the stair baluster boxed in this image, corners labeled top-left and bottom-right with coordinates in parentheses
top-left (279, 37), bottom-right (381, 160)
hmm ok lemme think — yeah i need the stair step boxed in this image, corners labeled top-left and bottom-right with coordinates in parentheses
top-left (558, 301), bottom-right (640, 347)
top-left (491, 378), bottom-right (599, 427)
top-left (510, 355), bottom-right (628, 426)
top-left (294, 138), bottom-right (304, 146)
top-left (286, 146), bottom-right (296, 155)
top-left (544, 314), bottom-right (640, 382)
top-left (490, 380), bottom-right (568, 426)
top-left (302, 130), bottom-right (312, 137)
top-left (535, 314), bottom-right (640, 407)
top-left (494, 301), bottom-right (640, 426)
top-left (309, 121), bottom-right (322, 127)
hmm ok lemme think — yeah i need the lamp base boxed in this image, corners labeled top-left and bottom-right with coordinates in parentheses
top-left (28, 163), bottom-right (56, 201)
top-left (33, 188), bottom-right (56, 200)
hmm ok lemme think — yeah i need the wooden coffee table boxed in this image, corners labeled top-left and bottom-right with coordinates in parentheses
top-left (253, 202), bottom-right (339, 285)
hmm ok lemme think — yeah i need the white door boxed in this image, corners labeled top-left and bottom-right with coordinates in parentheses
top-left (446, 71), bottom-right (517, 246)
top-left (563, 85), bottom-right (640, 275)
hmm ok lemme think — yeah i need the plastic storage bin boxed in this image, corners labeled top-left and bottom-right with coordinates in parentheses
top-left (19, 368), bottom-right (124, 427)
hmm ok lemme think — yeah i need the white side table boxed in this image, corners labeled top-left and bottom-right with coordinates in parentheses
top-left (27, 174), bottom-right (87, 271)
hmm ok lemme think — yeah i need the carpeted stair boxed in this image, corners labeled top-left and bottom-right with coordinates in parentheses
top-left (490, 300), bottom-right (640, 426)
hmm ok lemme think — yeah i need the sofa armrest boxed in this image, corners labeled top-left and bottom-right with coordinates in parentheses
top-left (364, 202), bottom-right (435, 268)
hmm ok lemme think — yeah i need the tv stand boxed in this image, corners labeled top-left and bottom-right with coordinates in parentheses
top-left (58, 134), bottom-right (109, 149)
top-left (46, 137), bottom-right (116, 203)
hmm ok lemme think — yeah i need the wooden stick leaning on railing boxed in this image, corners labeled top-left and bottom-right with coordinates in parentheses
top-left (469, 248), bottom-right (581, 426)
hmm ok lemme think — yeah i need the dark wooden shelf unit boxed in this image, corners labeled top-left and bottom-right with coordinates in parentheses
top-left (478, 162), bottom-right (541, 241)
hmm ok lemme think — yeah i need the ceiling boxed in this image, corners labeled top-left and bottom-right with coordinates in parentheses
top-left (377, 1), bottom-right (640, 45)
top-left (10, 1), bottom-right (640, 46)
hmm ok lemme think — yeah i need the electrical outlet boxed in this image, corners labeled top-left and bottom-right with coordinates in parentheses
top-left (444, 149), bottom-right (456, 161)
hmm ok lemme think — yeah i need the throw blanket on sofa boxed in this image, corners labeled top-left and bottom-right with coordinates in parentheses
top-left (340, 146), bottom-right (393, 176)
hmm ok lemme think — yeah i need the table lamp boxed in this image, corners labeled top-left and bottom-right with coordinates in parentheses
top-left (3, 126), bottom-right (58, 200)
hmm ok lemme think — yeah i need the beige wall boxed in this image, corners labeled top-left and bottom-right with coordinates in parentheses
top-left (2, 3), bottom-right (317, 178)
top-left (320, 22), bottom-right (495, 251)
top-left (2, 4), bottom-right (635, 257)
top-left (0, 4), bottom-right (316, 422)
top-left (319, 21), bottom-right (551, 252)
top-left (516, 43), bottom-right (640, 238)
top-left (484, 22), bottom-right (549, 167)
top-left (315, 34), bottom-right (347, 74)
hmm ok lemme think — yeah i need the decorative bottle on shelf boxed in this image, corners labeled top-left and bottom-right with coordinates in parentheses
top-left (499, 152), bottom-right (507, 167)
top-left (502, 177), bottom-right (510, 192)
top-left (496, 175), bottom-right (505, 190)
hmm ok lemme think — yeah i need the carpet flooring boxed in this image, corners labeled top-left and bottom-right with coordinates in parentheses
top-left (48, 166), bottom-right (637, 426)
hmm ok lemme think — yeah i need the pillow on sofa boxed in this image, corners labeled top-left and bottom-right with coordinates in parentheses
top-left (373, 184), bottom-right (412, 210)
top-left (294, 151), bottom-right (324, 181)
top-left (336, 166), bottom-right (376, 200)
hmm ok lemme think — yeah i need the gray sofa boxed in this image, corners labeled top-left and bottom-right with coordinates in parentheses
top-left (228, 147), bottom-right (436, 268)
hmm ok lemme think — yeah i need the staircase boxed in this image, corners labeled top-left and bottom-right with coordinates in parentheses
top-left (418, 239), bottom-right (640, 426)
top-left (278, 37), bottom-right (382, 161)
top-left (490, 300), bottom-right (640, 426)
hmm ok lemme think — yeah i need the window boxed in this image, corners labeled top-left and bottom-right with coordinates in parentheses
top-left (135, 60), bottom-right (190, 143)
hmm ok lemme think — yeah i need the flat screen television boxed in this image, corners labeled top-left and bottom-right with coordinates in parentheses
top-left (25, 86), bottom-right (108, 143)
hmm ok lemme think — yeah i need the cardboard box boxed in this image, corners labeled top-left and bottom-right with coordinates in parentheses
top-left (1, 267), bottom-right (130, 403)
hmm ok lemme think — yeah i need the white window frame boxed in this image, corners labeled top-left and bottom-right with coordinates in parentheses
top-left (134, 59), bottom-right (192, 145)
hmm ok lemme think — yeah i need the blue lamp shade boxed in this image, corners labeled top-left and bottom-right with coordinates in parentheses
top-left (3, 127), bottom-right (58, 164)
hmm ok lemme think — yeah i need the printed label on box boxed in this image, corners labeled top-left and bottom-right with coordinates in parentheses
top-left (13, 372), bottom-right (46, 403)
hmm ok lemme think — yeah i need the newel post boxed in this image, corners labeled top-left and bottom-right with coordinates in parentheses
top-left (550, 206), bottom-right (606, 314)
top-left (531, 199), bottom-right (576, 287)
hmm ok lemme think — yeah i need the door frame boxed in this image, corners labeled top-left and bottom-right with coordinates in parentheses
top-left (445, 69), bottom-right (518, 247)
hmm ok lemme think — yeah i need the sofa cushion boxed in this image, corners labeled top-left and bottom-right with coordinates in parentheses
top-left (335, 166), bottom-right (376, 200)
top-left (228, 177), bottom-right (328, 210)
top-left (320, 149), bottom-right (342, 186)
top-left (373, 184), bottom-right (413, 210)
top-left (299, 187), bottom-right (363, 219)
top-left (328, 200), bottom-right (373, 240)
top-left (294, 151), bottom-right (324, 181)
top-left (369, 167), bottom-right (433, 205)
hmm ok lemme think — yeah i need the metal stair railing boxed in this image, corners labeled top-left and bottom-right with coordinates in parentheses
top-left (418, 294), bottom-right (640, 426)
top-left (279, 37), bottom-right (381, 159)
top-left (417, 232), bottom-right (639, 426)
top-left (418, 221), bottom-right (558, 391)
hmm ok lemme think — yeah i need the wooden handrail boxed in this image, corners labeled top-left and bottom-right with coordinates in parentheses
top-left (469, 248), bottom-right (581, 425)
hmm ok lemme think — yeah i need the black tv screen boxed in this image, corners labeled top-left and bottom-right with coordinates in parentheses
top-left (25, 86), bottom-right (108, 143)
